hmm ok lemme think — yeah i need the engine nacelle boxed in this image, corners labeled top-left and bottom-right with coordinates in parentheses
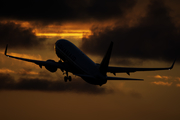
top-left (45, 59), bottom-right (57, 72)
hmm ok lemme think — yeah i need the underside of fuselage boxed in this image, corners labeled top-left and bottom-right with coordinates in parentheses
top-left (81, 77), bottom-right (107, 86)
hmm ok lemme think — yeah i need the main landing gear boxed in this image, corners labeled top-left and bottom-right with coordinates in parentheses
top-left (64, 71), bottom-right (71, 82)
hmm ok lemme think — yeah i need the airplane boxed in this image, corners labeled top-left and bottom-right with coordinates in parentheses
top-left (4, 39), bottom-right (176, 86)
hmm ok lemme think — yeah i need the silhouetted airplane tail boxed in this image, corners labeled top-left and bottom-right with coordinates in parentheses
top-left (4, 44), bottom-right (8, 56)
top-left (99, 41), bottom-right (113, 76)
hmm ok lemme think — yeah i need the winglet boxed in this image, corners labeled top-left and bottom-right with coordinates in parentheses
top-left (4, 44), bottom-right (8, 56)
top-left (169, 58), bottom-right (176, 69)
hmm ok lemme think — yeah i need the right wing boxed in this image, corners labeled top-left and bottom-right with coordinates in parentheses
top-left (4, 45), bottom-right (66, 70)
top-left (74, 74), bottom-right (143, 81)
top-left (107, 59), bottom-right (176, 75)
top-left (106, 76), bottom-right (143, 80)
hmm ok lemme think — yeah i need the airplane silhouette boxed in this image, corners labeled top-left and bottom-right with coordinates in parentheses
top-left (4, 39), bottom-right (176, 86)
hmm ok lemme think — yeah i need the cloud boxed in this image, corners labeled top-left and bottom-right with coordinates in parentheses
top-left (17, 69), bottom-right (39, 75)
top-left (81, 0), bottom-right (180, 65)
top-left (0, 68), bottom-right (15, 74)
top-left (0, 68), bottom-right (53, 78)
top-left (0, 69), bottom-right (143, 97)
top-left (153, 75), bottom-right (170, 80)
top-left (151, 81), bottom-right (172, 86)
top-left (0, 0), bottom-right (136, 25)
top-left (0, 73), bottom-right (113, 94)
top-left (176, 77), bottom-right (180, 81)
top-left (150, 76), bottom-right (180, 87)
top-left (0, 22), bottom-right (46, 49)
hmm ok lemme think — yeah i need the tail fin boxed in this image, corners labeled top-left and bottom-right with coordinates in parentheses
top-left (4, 44), bottom-right (8, 56)
top-left (99, 41), bottom-right (113, 76)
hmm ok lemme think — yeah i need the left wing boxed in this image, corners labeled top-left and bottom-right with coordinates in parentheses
top-left (107, 59), bottom-right (176, 75)
top-left (4, 45), bottom-right (66, 70)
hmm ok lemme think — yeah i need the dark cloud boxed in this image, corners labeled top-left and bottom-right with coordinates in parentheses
top-left (0, 72), bottom-right (142, 98)
top-left (0, 73), bottom-right (112, 94)
top-left (0, 0), bottom-right (136, 25)
top-left (81, 0), bottom-right (180, 65)
top-left (0, 22), bottom-right (46, 49)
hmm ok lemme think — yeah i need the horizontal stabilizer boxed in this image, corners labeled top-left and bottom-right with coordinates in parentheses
top-left (107, 77), bottom-right (143, 81)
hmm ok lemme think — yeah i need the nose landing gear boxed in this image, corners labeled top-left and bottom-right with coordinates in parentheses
top-left (64, 71), bottom-right (72, 82)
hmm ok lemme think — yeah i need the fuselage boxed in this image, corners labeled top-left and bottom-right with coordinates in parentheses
top-left (55, 39), bottom-right (107, 85)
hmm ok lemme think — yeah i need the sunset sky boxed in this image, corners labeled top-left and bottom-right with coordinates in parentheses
top-left (0, 0), bottom-right (180, 120)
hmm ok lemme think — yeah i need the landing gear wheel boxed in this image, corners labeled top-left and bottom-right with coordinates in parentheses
top-left (64, 71), bottom-right (72, 82)
top-left (64, 76), bottom-right (68, 82)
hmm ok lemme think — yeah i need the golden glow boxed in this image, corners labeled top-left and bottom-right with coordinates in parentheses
top-left (1, 20), bottom-right (92, 39)
top-left (36, 33), bottom-right (83, 38)
top-left (35, 30), bottom-right (92, 38)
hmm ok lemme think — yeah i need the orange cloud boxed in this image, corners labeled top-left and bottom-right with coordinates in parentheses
top-left (151, 81), bottom-right (172, 86)
top-left (153, 75), bottom-right (170, 80)
top-left (17, 69), bottom-right (39, 75)
top-left (176, 84), bottom-right (180, 87)
top-left (176, 77), bottom-right (180, 81)
top-left (1, 20), bottom-right (92, 39)
top-left (0, 68), bottom-right (39, 75)
top-left (0, 68), bottom-right (15, 74)
top-left (154, 75), bottom-right (162, 79)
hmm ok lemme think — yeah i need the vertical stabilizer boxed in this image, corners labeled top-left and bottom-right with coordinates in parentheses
top-left (99, 41), bottom-right (113, 76)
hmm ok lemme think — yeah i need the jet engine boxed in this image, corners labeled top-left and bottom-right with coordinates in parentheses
top-left (45, 59), bottom-right (57, 72)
